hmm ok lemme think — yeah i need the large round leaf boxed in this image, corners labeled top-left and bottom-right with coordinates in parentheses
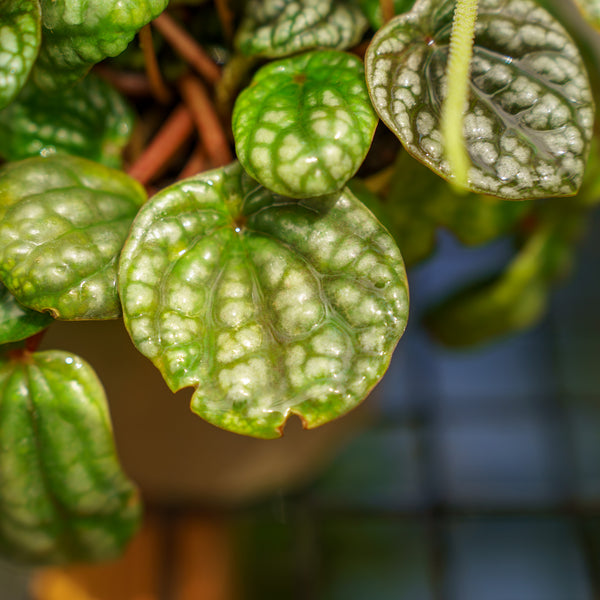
top-left (233, 51), bottom-right (378, 199)
top-left (0, 0), bottom-right (41, 109)
top-left (32, 0), bottom-right (168, 90)
top-left (0, 155), bottom-right (146, 320)
top-left (0, 282), bottom-right (52, 345)
top-left (119, 163), bottom-right (408, 438)
top-left (0, 74), bottom-right (134, 168)
top-left (365, 0), bottom-right (595, 199)
top-left (0, 350), bottom-right (141, 564)
top-left (236, 0), bottom-right (368, 58)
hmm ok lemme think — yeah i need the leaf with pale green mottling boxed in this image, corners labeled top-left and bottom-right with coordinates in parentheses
top-left (574, 0), bottom-right (600, 29)
top-left (119, 162), bottom-right (408, 438)
top-left (0, 350), bottom-right (141, 564)
top-left (233, 51), bottom-right (378, 199)
top-left (0, 283), bottom-right (52, 345)
top-left (0, 155), bottom-right (146, 320)
top-left (32, 0), bottom-right (168, 90)
top-left (236, 0), bottom-right (368, 57)
top-left (0, 0), bottom-right (41, 109)
top-left (365, 0), bottom-right (595, 199)
top-left (0, 74), bottom-right (133, 167)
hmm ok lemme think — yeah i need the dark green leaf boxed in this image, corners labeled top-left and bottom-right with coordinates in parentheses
top-left (119, 163), bottom-right (408, 438)
top-left (0, 74), bottom-right (134, 167)
top-left (365, 0), bottom-right (595, 199)
top-left (0, 0), bottom-right (41, 109)
top-left (0, 282), bottom-right (52, 345)
top-left (32, 0), bottom-right (168, 89)
top-left (236, 0), bottom-right (368, 57)
top-left (0, 155), bottom-right (146, 320)
top-left (0, 350), bottom-right (141, 564)
top-left (233, 51), bottom-right (378, 198)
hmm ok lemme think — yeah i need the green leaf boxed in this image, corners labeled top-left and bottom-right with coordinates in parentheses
top-left (233, 51), bottom-right (378, 199)
top-left (573, 0), bottom-right (600, 30)
top-left (236, 0), bottom-right (368, 57)
top-left (358, 0), bottom-right (417, 30)
top-left (0, 0), bottom-right (41, 109)
top-left (0, 74), bottom-right (134, 168)
top-left (0, 283), bottom-right (52, 345)
top-left (365, 0), bottom-right (595, 199)
top-left (0, 155), bottom-right (146, 320)
top-left (0, 350), bottom-right (141, 564)
top-left (119, 163), bottom-right (408, 438)
top-left (32, 0), bottom-right (168, 90)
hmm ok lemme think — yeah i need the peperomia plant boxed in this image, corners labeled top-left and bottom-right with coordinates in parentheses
top-left (0, 0), bottom-right (598, 564)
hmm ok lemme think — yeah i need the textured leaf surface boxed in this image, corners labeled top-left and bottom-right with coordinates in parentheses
top-left (119, 163), bottom-right (408, 438)
top-left (0, 155), bottom-right (146, 320)
top-left (236, 0), bottom-right (368, 57)
top-left (0, 0), bottom-right (41, 109)
top-left (574, 0), bottom-right (600, 29)
top-left (0, 75), bottom-right (133, 167)
top-left (0, 283), bottom-right (52, 345)
top-left (365, 0), bottom-right (595, 199)
top-left (233, 51), bottom-right (378, 198)
top-left (0, 350), bottom-right (140, 564)
top-left (32, 0), bottom-right (168, 89)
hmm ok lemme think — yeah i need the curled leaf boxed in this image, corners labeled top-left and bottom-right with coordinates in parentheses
top-left (0, 155), bottom-right (146, 320)
top-left (365, 0), bottom-right (595, 199)
top-left (119, 163), bottom-right (408, 438)
top-left (233, 51), bottom-right (378, 198)
top-left (0, 0), bottom-right (41, 109)
top-left (0, 350), bottom-right (141, 564)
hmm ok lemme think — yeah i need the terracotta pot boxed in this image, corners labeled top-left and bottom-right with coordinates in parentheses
top-left (41, 320), bottom-right (373, 506)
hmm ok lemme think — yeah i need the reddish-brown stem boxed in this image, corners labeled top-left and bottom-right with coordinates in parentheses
top-left (380, 0), bottom-right (395, 23)
top-left (128, 104), bottom-right (194, 185)
top-left (179, 74), bottom-right (233, 168)
top-left (153, 13), bottom-right (221, 85)
top-left (215, 0), bottom-right (235, 42)
top-left (139, 24), bottom-right (171, 104)
top-left (179, 145), bottom-right (209, 179)
top-left (94, 65), bottom-right (154, 97)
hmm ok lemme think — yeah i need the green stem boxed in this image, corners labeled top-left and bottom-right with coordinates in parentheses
top-left (441, 0), bottom-right (479, 191)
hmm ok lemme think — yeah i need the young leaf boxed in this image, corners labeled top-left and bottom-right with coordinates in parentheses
top-left (0, 350), bottom-right (141, 564)
top-left (0, 75), bottom-right (134, 168)
top-left (233, 51), bottom-right (378, 198)
top-left (32, 0), bottom-right (168, 90)
top-left (236, 0), bottom-right (368, 57)
top-left (365, 0), bottom-right (595, 199)
top-left (0, 0), bottom-right (41, 110)
top-left (119, 163), bottom-right (408, 438)
top-left (0, 155), bottom-right (146, 320)
top-left (0, 282), bottom-right (52, 345)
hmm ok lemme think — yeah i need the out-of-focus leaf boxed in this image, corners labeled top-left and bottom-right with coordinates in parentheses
top-left (233, 51), bottom-right (378, 198)
top-left (0, 283), bottom-right (52, 345)
top-left (236, 0), bottom-right (368, 57)
top-left (0, 350), bottom-right (141, 564)
top-left (358, 0), bottom-right (417, 29)
top-left (0, 155), bottom-right (146, 320)
top-left (0, 0), bottom-right (41, 109)
top-left (573, 0), bottom-right (600, 30)
top-left (119, 162), bottom-right (408, 438)
top-left (0, 74), bottom-right (133, 167)
top-left (32, 0), bottom-right (168, 89)
top-left (365, 0), bottom-right (595, 199)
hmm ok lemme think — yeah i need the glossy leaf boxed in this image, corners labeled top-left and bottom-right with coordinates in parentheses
top-left (32, 0), bottom-right (168, 90)
top-left (365, 0), bottom-right (595, 199)
top-left (0, 350), bottom-right (141, 564)
top-left (236, 0), bottom-right (368, 57)
top-left (0, 75), bottom-right (133, 167)
top-left (233, 51), bottom-right (378, 198)
top-left (119, 163), bottom-right (408, 438)
top-left (0, 282), bottom-right (52, 345)
top-left (0, 0), bottom-right (41, 109)
top-left (0, 155), bottom-right (146, 320)
top-left (574, 0), bottom-right (600, 29)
